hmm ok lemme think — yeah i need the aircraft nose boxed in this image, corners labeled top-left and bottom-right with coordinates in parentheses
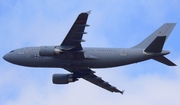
top-left (3, 52), bottom-right (17, 64)
top-left (3, 53), bottom-right (10, 62)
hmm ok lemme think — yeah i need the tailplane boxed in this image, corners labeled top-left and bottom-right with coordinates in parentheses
top-left (153, 56), bottom-right (176, 66)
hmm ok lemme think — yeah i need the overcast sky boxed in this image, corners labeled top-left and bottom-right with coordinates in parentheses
top-left (1, 0), bottom-right (180, 105)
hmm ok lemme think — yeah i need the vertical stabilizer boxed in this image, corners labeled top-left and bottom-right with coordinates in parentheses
top-left (144, 36), bottom-right (166, 53)
top-left (133, 23), bottom-right (176, 49)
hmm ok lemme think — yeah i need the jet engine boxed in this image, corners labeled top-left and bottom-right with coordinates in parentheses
top-left (39, 46), bottom-right (64, 56)
top-left (52, 74), bottom-right (78, 84)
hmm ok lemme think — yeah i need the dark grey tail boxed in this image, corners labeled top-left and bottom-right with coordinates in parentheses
top-left (133, 23), bottom-right (176, 66)
top-left (144, 36), bottom-right (166, 53)
top-left (153, 56), bottom-right (176, 66)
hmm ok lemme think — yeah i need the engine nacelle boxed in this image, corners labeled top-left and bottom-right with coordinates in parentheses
top-left (52, 74), bottom-right (78, 84)
top-left (39, 46), bottom-right (63, 56)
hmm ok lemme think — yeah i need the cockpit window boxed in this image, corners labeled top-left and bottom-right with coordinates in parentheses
top-left (18, 49), bottom-right (24, 54)
top-left (10, 50), bottom-right (14, 53)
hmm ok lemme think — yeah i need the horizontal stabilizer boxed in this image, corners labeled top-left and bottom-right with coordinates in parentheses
top-left (144, 36), bottom-right (166, 53)
top-left (153, 56), bottom-right (176, 66)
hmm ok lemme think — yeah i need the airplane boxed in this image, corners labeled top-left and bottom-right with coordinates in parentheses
top-left (3, 11), bottom-right (176, 95)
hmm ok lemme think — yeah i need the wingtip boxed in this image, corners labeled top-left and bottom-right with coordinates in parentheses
top-left (171, 63), bottom-right (177, 66)
top-left (86, 10), bottom-right (91, 14)
top-left (170, 62), bottom-right (177, 66)
top-left (82, 10), bottom-right (91, 14)
top-left (120, 90), bottom-right (125, 95)
top-left (165, 23), bottom-right (177, 26)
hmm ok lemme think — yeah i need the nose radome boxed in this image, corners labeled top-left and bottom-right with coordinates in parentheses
top-left (3, 53), bottom-right (10, 62)
top-left (3, 54), bottom-right (8, 61)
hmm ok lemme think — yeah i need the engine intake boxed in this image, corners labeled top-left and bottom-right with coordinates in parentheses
top-left (52, 74), bottom-right (78, 84)
top-left (39, 46), bottom-right (64, 56)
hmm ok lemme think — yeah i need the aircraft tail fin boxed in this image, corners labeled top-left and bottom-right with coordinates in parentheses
top-left (144, 36), bottom-right (166, 53)
top-left (133, 23), bottom-right (176, 49)
top-left (153, 56), bottom-right (176, 66)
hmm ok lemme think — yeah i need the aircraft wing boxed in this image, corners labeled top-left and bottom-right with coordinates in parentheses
top-left (83, 72), bottom-right (124, 94)
top-left (60, 11), bottom-right (90, 51)
top-left (64, 68), bottom-right (124, 94)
